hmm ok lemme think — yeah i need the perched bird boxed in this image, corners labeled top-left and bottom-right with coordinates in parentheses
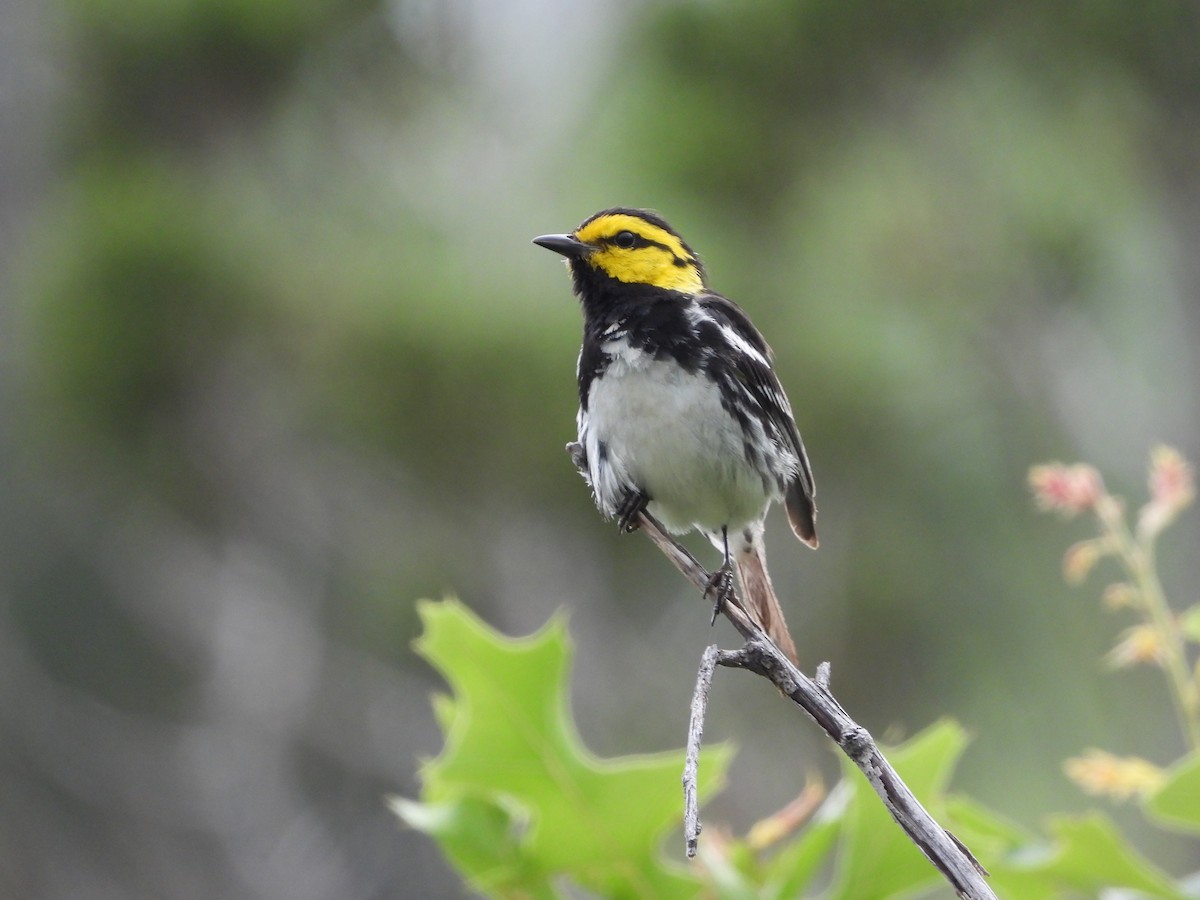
top-left (533, 208), bottom-right (817, 662)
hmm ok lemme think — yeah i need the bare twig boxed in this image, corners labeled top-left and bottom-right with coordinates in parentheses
top-left (815, 660), bottom-right (832, 690)
top-left (683, 643), bottom-right (719, 858)
top-left (565, 443), bottom-right (994, 899)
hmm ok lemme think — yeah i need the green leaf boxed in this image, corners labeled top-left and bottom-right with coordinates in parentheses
top-left (389, 794), bottom-right (554, 898)
top-left (982, 812), bottom-right (1189, 900)
top-left (1146, 749), bottom-right (1200, 835)
top-left (1043, 813), bottom-right (1186, 898)
top-left (942, 797), bottom-right (1062, 900)
top-left (944, 794), bottom-right (1039, 854)
top-left (1178, 606), bottom-right (1200, 643)
top-left (397, 598), bottom-right (733, 898)
top-left (824, 719), bottom-right (970, 900)
top-left (760, 802), bottom-right (843, 898)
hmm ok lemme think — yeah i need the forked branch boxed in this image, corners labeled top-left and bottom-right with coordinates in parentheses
top-left (646, 513), bottom-right (992, 899)
top-left (565, 443), bottom-right (994, 900)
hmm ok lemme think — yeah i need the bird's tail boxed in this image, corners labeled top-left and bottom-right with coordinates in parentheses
top-left (734, 535), bottom-right (798, 664)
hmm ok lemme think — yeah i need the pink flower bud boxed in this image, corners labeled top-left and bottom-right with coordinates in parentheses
top-left (1029, 463), bottom-right (1104, 517)
top-left (1150, 445), bottom-right (1194, 510)
top-left (1138, 446), bottom-right (1194, 540)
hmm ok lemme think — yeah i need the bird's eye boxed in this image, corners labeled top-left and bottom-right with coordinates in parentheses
top-left (613, 231), bottom-right (637, 249)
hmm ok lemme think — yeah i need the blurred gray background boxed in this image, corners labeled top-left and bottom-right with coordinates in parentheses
top-left (3, 0), bottom-right (1200, 896)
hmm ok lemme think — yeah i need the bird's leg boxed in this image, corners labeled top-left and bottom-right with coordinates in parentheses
top-left (705, 526), bottom-right (734, 625)
top-left (615, 489), bottom-right (650, 534)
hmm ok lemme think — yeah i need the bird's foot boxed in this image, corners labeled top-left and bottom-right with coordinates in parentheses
top-left (615, 490), bottom-right (649, 534)
top-left (704, 562), bottom-right (734, 625)
top-left (565, 441), bottom-right (587, 473)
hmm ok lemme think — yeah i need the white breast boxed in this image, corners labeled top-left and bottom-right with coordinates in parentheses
top-left (581, 343), bottom-right (783, 534)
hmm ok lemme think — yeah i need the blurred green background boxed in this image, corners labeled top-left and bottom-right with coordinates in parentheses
top-left (3, 0), bottom-right (1200, 896)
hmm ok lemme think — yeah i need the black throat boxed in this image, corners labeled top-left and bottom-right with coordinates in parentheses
top-left (571, 264), bottom-right (718, 411)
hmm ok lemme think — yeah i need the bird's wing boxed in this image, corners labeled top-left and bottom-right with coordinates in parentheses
top-left (698, 293), bottom-right (818, 545)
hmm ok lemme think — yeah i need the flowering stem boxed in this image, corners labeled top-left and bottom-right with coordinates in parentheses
top-left (1101, 503), bottom-right (1200, 751)
top-left (1138, 547), bottom-right (1200, 751)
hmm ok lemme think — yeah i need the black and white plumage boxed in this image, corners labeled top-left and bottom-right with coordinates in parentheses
top-left (534, 208), bottom-right (816, 661)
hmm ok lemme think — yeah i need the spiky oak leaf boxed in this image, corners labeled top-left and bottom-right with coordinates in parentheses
top-left (395, 598), bottom-right (733, 899)
top-left (712, 724), bottom-right (975, 900)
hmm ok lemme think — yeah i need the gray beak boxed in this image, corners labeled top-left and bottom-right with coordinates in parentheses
top-left (532, 233), bottom-right (592, 258)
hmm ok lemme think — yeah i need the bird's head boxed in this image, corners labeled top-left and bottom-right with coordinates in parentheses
top-left (533, 208), bottom-right (706, 294)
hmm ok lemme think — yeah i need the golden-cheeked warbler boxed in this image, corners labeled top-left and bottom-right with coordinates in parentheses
top-left (534, 208), bottom-right (817, 661)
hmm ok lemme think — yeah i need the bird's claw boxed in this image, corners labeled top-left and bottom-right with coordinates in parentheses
top-left (704, 563), bottom-right (734, 625)
top-left (566, 441), bottom-right (587, 472)
top-left (615, 490), bottom-right (649, 534)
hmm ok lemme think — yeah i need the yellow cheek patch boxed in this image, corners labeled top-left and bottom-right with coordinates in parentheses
top-left (575, 213), bottom-right (705, 293)
top-left (587, 246), bottom-right (705, 292)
